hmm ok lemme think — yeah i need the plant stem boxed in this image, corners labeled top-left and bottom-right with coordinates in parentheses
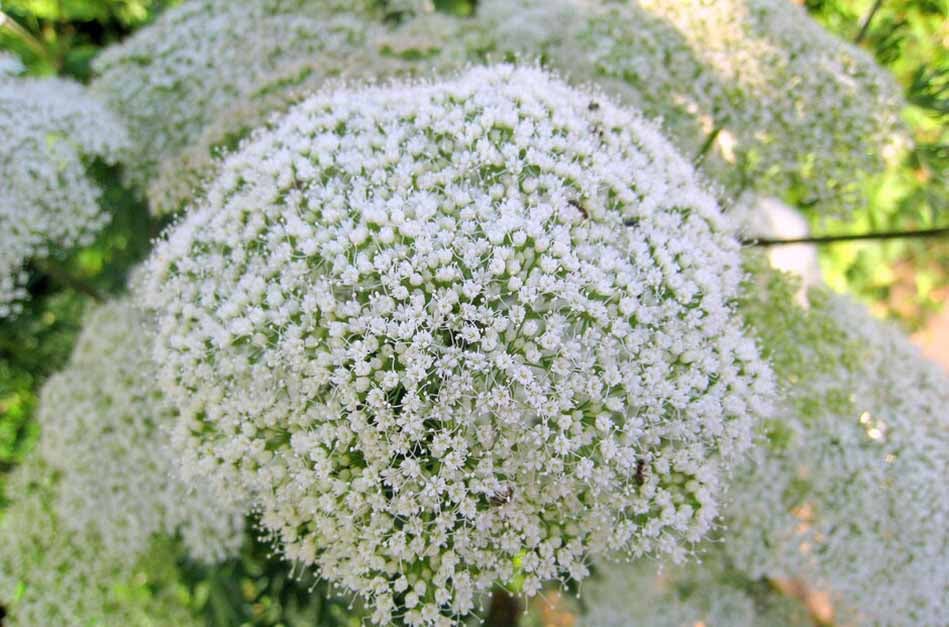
top-left (34, 259), bottom-right (105, 302)
top-left (854, 0), bottom-right (884, 44)
top-left (693, 124), bottom-right (723, 165)
top-left (483, 588), bottom-right (521, 627)
top-left (0, 11), bottom-right (49, 63)
top-left (745, 226), bottom-right (949, 247)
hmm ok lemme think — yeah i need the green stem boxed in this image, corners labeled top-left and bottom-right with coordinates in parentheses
top-left (746, 226), bottom-right (949, 247)
top-left (693, 124), bottom-right (723, 165)
top-left (0, 11), bottom-right (49, 64)
top-left (854, 0), bottom-right (884, 44)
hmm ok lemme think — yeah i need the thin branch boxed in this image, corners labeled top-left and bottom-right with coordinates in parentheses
top-left (34, 259), bottom-right (105, 302)
top-left (693, 124), bottom-right (723, 165)
top-left (483, 588), bottom-right (521, 627)
top-left (854, 0), bottom-right (884, 44)
top-left (621, 219), bottom-right (949, 246)
top-left (745, 226), bottom-right (949, 247)
top-left (0, 10), bottom-right (48, 61)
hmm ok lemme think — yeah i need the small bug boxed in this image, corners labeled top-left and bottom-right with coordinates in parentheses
top-left (634, 459), bottom-right (647, 486)
top-left (568, 199), bottom-right (588, 219)
top-left (490, 485), bottom-right (514, 506)
top-left (588, 100), bottom-right (600, 111)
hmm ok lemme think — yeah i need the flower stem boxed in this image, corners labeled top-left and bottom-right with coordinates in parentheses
top-left (693, 124), bottom-right (723, 165)
top-left (483, 588), bottom-right (521, 627)
top-left (854, 0), bottom-right (884, 44)
top-left (746, 226), bottom-right (949, 247)
top-left (0, 11), bottom-right (50, 64)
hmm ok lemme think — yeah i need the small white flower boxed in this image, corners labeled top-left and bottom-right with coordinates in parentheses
top-left (143, 65), bottom-right (771, 625)
top-left (0, 52), bottom-right (24, 77)
top-left (0, 73), bottom-right (128, 317)
top-left (581, 549), bottom-right (812, 627)
top-left (0, 458), bottom-right (201, 627)
top-left (728, 272), bottom-right (949, 626)
top-left (92, 0), bottom-right (397, 215)
top-left (387, 0), bottom-right (907, 213)
top-left (38, 298), bottom-right (245, 564)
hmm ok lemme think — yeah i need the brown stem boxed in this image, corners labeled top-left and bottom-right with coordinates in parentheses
top-left (854, 0), bottom-right (884, 44)
top-left (745, 226), bottom-right (949, 247)
top-left (483, 588), bottom-right (521, 627)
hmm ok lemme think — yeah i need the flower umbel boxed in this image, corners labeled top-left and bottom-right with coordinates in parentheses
top-left (143, 65), bottom-right (772, 625)
top-left (730, 266), bottom-right (949, 626)
top-left (37, 298), bottom-right (246, 564)
top-left (0, 73), bottom-right (128, 317)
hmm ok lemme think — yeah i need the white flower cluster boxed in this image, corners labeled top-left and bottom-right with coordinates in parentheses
top-left (91, 0), bottom-right (390, 214)
top-left (634, 0), bottom-right (906, 205)
top-left (36, 298), bottom-right (246, 564)
top-left (729, 270), bottom-right (949, 626)
top-left (143, 66), bottom-right (772, 625)
top-left (0, 457), bottom-right (200, 627)
top-left (0, 73), bottom-right (128, 317)
top-left (579, 551), bottom-right (811, 627)
top-left (143, 48), bottom-right (430, 217)
top-left (386, 0), bottom-right (907, 212)
top-left (0, 51), bottom-right (24, 77)
top-left (385, 0), bottom-right (436, 16)
top-left (92, 0), bottom-right (905, 217)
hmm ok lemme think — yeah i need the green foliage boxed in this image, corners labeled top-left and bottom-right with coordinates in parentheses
top-left (180, 524), bottom-right (366, 627)
top-left (4, 0), bottom-right (161, 22)
top-left (0, 0), bottom-right (177, 77)
top-left (382, 0), bottom-right (475, 22)
top-left (805, 0), bottom-right (948, 329)
top-left (0, 292), bottom-right (82, 474)
top-left (433, 0), bottom-right (475, 16)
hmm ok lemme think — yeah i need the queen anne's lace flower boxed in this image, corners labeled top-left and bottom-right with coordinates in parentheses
top-left (143, 66), bottom-right (772, 625)
top-left (144, 49), bottom-right (431, 216)
top-left (36, 298), bottom-right (246, 564)
top-left (0, 457), bottom-right (200, 627)
top-left (730, 267), bottom-right (949, 626)
top-left (0, 74), bottom-right (128, 317)
top-left (94, 0), bottom-right (905, 218)
top-left (91, 0), bottom-right (389, 214)
top-left (386, 0), bottom-right (907, 213)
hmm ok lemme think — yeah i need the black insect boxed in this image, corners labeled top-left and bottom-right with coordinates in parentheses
top-left (634, 459), bottom-right (647, 486)
top-left (568, 199), bottom-right (588, 219)
top-left (490, 485), bottom-right (514, 506)
top-left (588, 100), bottom-right (600, 111)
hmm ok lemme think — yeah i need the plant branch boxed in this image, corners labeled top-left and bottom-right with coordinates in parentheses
top-left (0, 10), bottom-right (48, 62)
top-left (622, 219), bottom-right (948, 246)
top-left (744, 226), bottom-right (949, 247)
top-left (693, 124), bottom-right (723, 165)
top-left (854, 0), bottom-right (884, 44)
